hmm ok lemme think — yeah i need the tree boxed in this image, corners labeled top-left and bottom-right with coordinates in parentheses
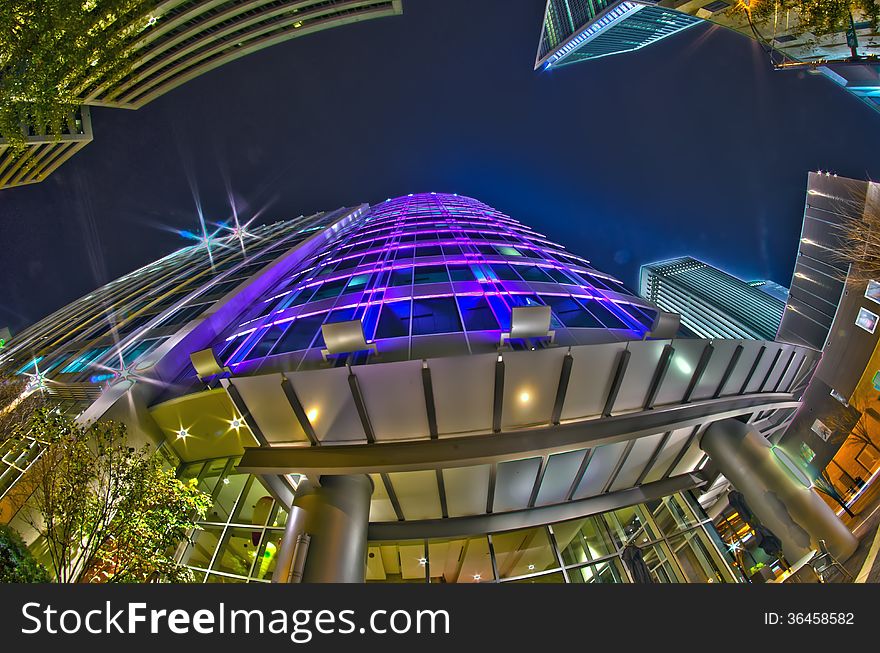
top-left (10, 407), bottom-right (211, 583)
top-left (0, 0), bottom-right (155, 149)
top-left (812, 470), bottom-right (856, 517)
top-left (0, 524), bottom-right (50, 582)
top-left (741, 0), bottom-right (880, 38)
top-left (834, 198), bottom-right (880, 286)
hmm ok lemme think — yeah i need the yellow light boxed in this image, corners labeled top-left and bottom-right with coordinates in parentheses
top-left (519, 391), bottom-right (531, 404)
top-left (307, 408), bottom-right (318, 422)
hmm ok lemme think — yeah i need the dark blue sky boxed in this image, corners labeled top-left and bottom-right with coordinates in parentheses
top-left (2, 0), bottom-right (879, 332)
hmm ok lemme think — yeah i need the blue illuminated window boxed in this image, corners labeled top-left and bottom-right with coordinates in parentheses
top-left (376, 301), bottom-right (411, 338)
top-left (346, 274), bottom-right (370, 290)
top-left (490, 264), bottom-right (521, 281)
top-left (416, 245), bottom-right (443, 258)
top-left (411, 298), bottom-right (463, 336)
top-left (389, 268), bottom-right (413, 287)
top-left (448, 264), bottom-right (477, 282)
top-left (120, 339), bottom-right (164, 367)
top-left (310, 279), bottom-right (347, 302)
top-left (248, 324), bottom-right (287, 359)
top-left (273, 314), bottom-right (327, 354)
top-left (15, 357), bottom-right (44, 375)
top-left (518, 266), bottom-right (554, 283)
top-left (458, 296), bottom-right (499, 331)
top-left (540, 295), bottom-right (602, 328)
top-left (60, 347), bottom-right (111, 373)
top-left (581, 299), bottom-right (629, 330)
top-left (413, 265), bottom-right (449, 285)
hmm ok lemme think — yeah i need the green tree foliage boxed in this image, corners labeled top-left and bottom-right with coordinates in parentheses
top-left (0, 0), bottom-right (155, 148)
top-left (0, 524), bottom-right (50, 582)
top-left (744, 0), bottom-right (880, 36)
top-left (10, 407), bottom-right (212, 583)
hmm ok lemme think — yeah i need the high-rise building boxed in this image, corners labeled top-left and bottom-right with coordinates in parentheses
top-left (535, 1), bottom-right (880, 114)
top-left (639, 256), bottom-right (786, 341)
top-left (749, 280), bottom-right (790, 305)
top-left (2, 193), bottom-right (854, 583)
top-left (1, 1), bottom-right (403, 190)
top-left (0, 107), bottom-right (93, 189)
top-left (536, 1), bottom-right (701, 68)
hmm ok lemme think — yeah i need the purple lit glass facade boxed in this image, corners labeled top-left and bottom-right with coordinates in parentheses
top-left (212, 193), bottom-right (657, 373)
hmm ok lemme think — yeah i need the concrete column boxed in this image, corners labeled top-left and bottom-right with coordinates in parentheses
top-left (274, 475), bottom-right (373, 583)
top-left (701, 418), bottom-right (858, 562)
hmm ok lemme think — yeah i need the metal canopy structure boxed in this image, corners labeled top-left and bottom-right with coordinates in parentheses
top-left (152, 334), bottom-right (817, 536)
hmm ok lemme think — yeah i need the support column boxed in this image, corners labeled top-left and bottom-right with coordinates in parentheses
top-left (273, 475), bottom-right (373, 583)
top-left (701, 419), bottom-right (858, 562)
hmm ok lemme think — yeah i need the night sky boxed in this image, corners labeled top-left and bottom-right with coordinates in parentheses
top-left (2, 0), bottom-right (880, 333)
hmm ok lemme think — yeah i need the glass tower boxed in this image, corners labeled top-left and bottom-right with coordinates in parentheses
top-left (206, 192), bottom-right (658, 379)
top-left (639, 256), bottom-right (786, 341)
top-left (2, 194), bottom-right (820, 584)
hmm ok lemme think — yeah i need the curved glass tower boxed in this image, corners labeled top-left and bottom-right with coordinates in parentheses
top-left (1, 193), bottom-right (823, 584)
top-left (208, 192), bottom-right (658, 378)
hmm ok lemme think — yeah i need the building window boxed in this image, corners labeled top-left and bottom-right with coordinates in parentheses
top-left (376, 301), bottom-right (411, 339)
top-left (389, 268), bottom-right (413, 287)
top-left (413, 265), bottom-right (449, 285)
top-left (540, 295), bottom-right (602, 328)
top-left (447, 264), bottom-right (477, 282)
top-left (60, 346), bottom-right (111, 373)
top-left (411, 298), bottom-right (463, 336)
top-left (272, 314), bottom-right (327, 355)
top-left (458, 296), bottom-right (500, 331)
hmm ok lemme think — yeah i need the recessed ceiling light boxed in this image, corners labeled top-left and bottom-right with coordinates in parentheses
top-left (473, 574), bottom-right (481, 581)
top-left (307, 408), bottom-right (318, 422)
top-left (519, 391), bottom-right (531, 404)
top-left (231, 418), bottom-right (241, 429)
top-left (177, 428), bottom-right (188, 439)
top-left (418, 558), bottom-right (427, 566)
top-left (528, 564), bottom-right (535, 571)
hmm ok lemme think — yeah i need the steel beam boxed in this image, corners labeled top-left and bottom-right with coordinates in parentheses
top-left (237, 393), bottom-right (800, 476)
top-left (367, 473), bottom-right (705, 541)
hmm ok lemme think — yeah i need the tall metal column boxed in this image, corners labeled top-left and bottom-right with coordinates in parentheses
top-left (701, 418), bottom-right (858, 562)
top-left (273, 475), bottom-right (373, 583)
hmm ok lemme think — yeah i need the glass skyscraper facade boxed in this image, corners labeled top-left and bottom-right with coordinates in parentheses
top-left (202, 192), bottom-right (658, 381)
top-left (639, 256), bottom-right (786, 341)
top-left (535, 1), bottom-right (701, 69)
top-left (3, 193), bottom-right (836, 583)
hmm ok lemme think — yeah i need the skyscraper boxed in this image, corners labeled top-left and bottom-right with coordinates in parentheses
top-left (535, 1), bottom-right (880, 115)
top-left (1, 1), bottom-right (403, 189)
top-left (2, 193), bottom-right (852, 583)
top-left (0, 107), bottom-right (92, 189)
top-left (639, 256), bottom-right (786, 341)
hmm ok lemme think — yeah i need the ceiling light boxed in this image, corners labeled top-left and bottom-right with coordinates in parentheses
top-left (418, 558), bottom-right (427, 566)
top-left (307, 408), bottom-right (318, 422)
top-left (528, 564), bottom-right (535, 571)
top-left (473, 574), bottom-right (481, 581)
top-left (176, 428), bottom-right (188, 439)
top-left (231, 418), bottom-right (242, 429)
top-left (519, 391), bottom-right (531, 404)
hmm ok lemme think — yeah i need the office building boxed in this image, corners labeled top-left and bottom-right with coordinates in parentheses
top-left (639, 256), bottom-right (786, 340)
top-left (0, 107), bottom-right (92, 189)
top-left (1, 1), bottom-right (403, 189)
top-left (1, 193), bottom-right (854, 583)
top-left (535, 1), bottom-right (880, 114)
